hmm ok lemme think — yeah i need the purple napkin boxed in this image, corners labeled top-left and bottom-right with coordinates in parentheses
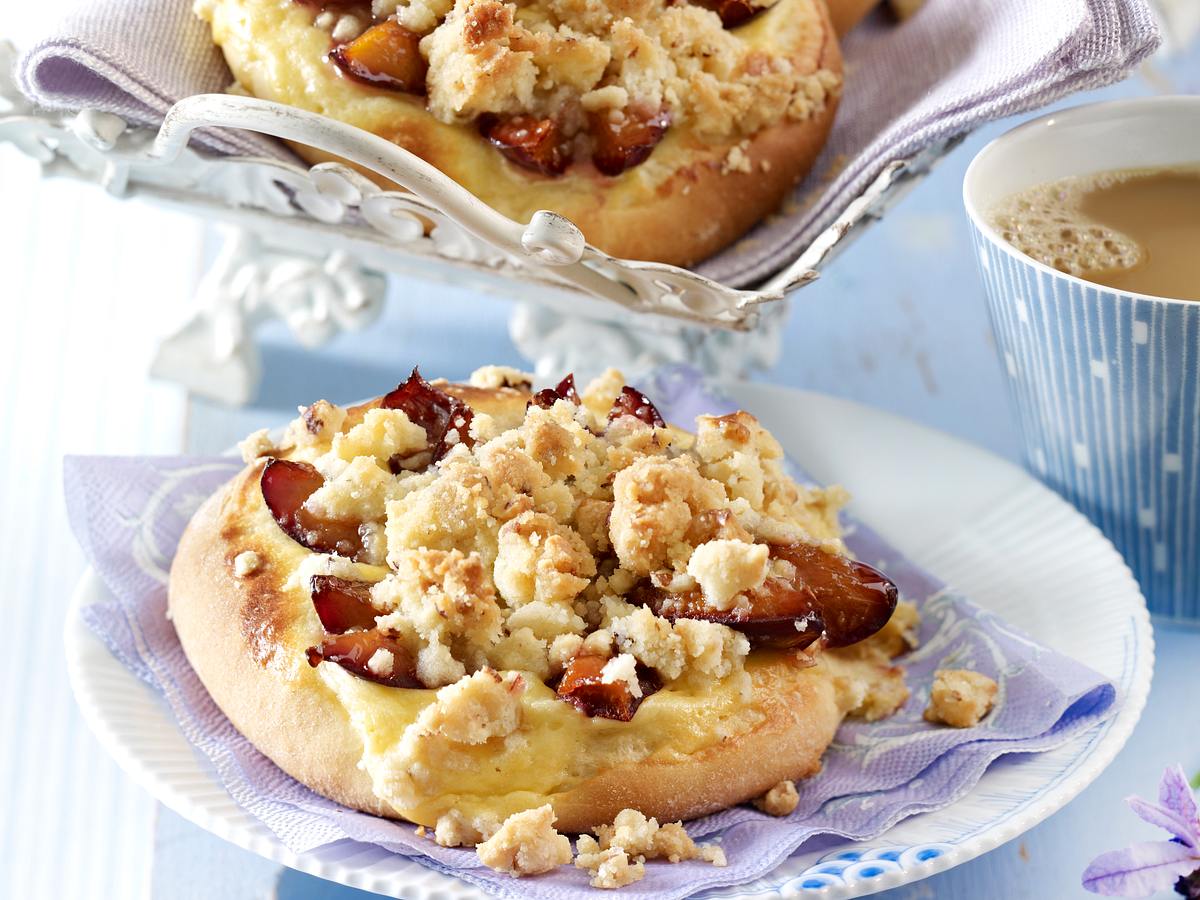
top-left (64, 372), bottom-right (1116, 899)
top-left (17, 1), bottom-right (1159, 286)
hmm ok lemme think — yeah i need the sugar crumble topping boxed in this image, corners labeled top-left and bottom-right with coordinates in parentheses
top-left (303, 0), bottom-right (841, 141)
top-left (924, 668), bottom-right (997, 728)
top-left (278, 367), bottom-right (847, 698)
top-left (752, 778), bottom-right (798, 816)
top-left (232, 550), bottom-right (261, 577)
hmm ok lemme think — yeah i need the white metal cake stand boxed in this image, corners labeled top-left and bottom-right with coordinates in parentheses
top-left (0, 41), bottom-right (956, 403)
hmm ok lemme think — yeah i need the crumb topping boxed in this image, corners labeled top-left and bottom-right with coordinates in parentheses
top-left (686, 538), bottom-right (769, 610)
top-left (278, 366), bottom-right (849, 697)
top-left (232, 550), bottom-right (261, 577)
top-left (468, 365), bottom-right (535, 391)
top-left (238, 429), bottom-right (276, 464)
top-left (476, 804), bottom-right (574, 875)
top-left (284, 0), bottom-right (841, 175)
top-left (434, 808), bottom-right (501, 846)
top-left (367, 647), bottom-right (396, 677)
top-left (752, 778), bottom-right (798, 816)
top-left (923, 668), bottom-right (997, 728)
top-left (575, 808), bottom-right (726, 888)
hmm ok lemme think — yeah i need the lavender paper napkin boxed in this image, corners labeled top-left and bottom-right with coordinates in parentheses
top-left (17, 1), bottom-right (1159, 286)
top-left (64, 370), bottom-right (1117, 899)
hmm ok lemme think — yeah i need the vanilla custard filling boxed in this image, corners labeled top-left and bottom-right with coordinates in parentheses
top-left (318, 658), bottom-right (780, 825)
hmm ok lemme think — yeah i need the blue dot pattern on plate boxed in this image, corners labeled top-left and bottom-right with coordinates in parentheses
top-left (781, 844), bottom-right (955, 892)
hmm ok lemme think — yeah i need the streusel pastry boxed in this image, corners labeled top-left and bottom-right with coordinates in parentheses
top-left (195, 0), bottom-right (842, 266)
top-left (169, 366), bottom-right (913, 835)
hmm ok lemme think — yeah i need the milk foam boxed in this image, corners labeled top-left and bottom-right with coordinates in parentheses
top-left (989, 172), bottom-right (1143, 278)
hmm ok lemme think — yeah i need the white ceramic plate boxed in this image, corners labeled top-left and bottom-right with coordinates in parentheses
top-left (65, 383), bottom-right (1154, 899)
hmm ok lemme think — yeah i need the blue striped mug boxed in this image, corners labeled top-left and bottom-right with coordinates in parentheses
top-left (964, 97), bottom-right (1200, 623)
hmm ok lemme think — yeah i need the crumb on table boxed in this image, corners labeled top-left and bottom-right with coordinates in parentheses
top-left (923, 668), bottom-right (997, 728)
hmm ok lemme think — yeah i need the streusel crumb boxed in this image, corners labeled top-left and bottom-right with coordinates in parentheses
top-left (434, 808), bottom-right (501, 847)
top-left (753, 779), bottom-right (799, 816)
top-left (232, 550), bottom-right (261, 577)
top-left (924, 669), bottom-right (997, 728)
top-left (575, 808), bottom-right (726, 888)
top-left (238, 429), bottom-right (275, 464)
top-left (468, 365), bottom-right (534, 391)
top-left (476, 805), bottom-right (573, 876)
top-left (686, 538), bottom-right (770, 610)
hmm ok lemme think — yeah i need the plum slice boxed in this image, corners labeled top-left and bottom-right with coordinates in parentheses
top-left (480, 115), bottom-right (572, 177)
top-left (690, 0), bottom-right (764, 28)
top-left (530, 374), bottom-right (580, 409)
top-left (330, 19), bottom-right (428, 94)
top-left (260, 459), bottom-right (364, 558)
top-left (635, 580), bottom-right (825, 650)
top-left (770, 543), bottom-right (898, 648)
top-left (607, 385), bottom-right (666, 428)
top-left (381, 368), bottom-right (474, 467)
top-left (590, 107), bottom-right (670, 177)
top-left (556, 654), bottom-right (660, 721)
top-left (310, 575), bottom-right (378, 633)
top-left (306, 630), bottom-right (421, 687)
top-left (636, 543), bottom-right (896, 649)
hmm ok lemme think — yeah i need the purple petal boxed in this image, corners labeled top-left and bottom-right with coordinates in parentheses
top-left (1161, 765), bottom-right (1200, 839)
top-left (1082, 841), bottom-right (1199, 896)
top-left (1128, 797), bottom-right (1199, 848)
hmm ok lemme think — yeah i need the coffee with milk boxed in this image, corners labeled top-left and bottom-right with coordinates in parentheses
top-left (990, 166), bottom-right (1200, 302)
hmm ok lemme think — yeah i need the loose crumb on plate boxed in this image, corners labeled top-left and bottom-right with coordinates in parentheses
top-left (923, 668), bottom-right (997, 728)
top-left (575, 808), bottom-right (726, 888)
top-left (753, 779), bottom-right (799, 816)
top-left (476, 805), bottom-right (573, 876)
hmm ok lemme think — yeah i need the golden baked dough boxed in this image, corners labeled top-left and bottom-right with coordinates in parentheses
top-left (168, 367), bottom-right (910, 835)
top-left (196, 0), bottom-right (842, 267)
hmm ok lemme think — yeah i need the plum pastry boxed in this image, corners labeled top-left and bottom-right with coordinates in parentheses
top-left (169, 365), bottom-right (918, 880)
top-left (194, 0), bottom-right (842, 266)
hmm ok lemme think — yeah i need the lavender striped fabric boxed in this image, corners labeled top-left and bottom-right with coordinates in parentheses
top-left (17, 0), bottom-right (1160, 285)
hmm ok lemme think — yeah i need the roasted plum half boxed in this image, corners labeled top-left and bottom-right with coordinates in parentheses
top-left (530, 374), bottom-right (581, 409)
top-left (381, 368), bottom-right (475, 468)
top-left (309, 575), bottom-right (379, 633)
top-left (637, 543), bottom-right (897, 649)
top-left (306, 630), bottom-right (421, 687)
top-left (260, 459), bottom-right (366, 559)
top-left (690, 0), bottom-right (766, 28)
top-left (607, 385), bottom-right (666, 428)
top-left (481, 115), bottom-right (572, 177)
top-left (590, 107), bottom-right (671, 177)
top-left (304, 575), bottom-right (422, 687)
